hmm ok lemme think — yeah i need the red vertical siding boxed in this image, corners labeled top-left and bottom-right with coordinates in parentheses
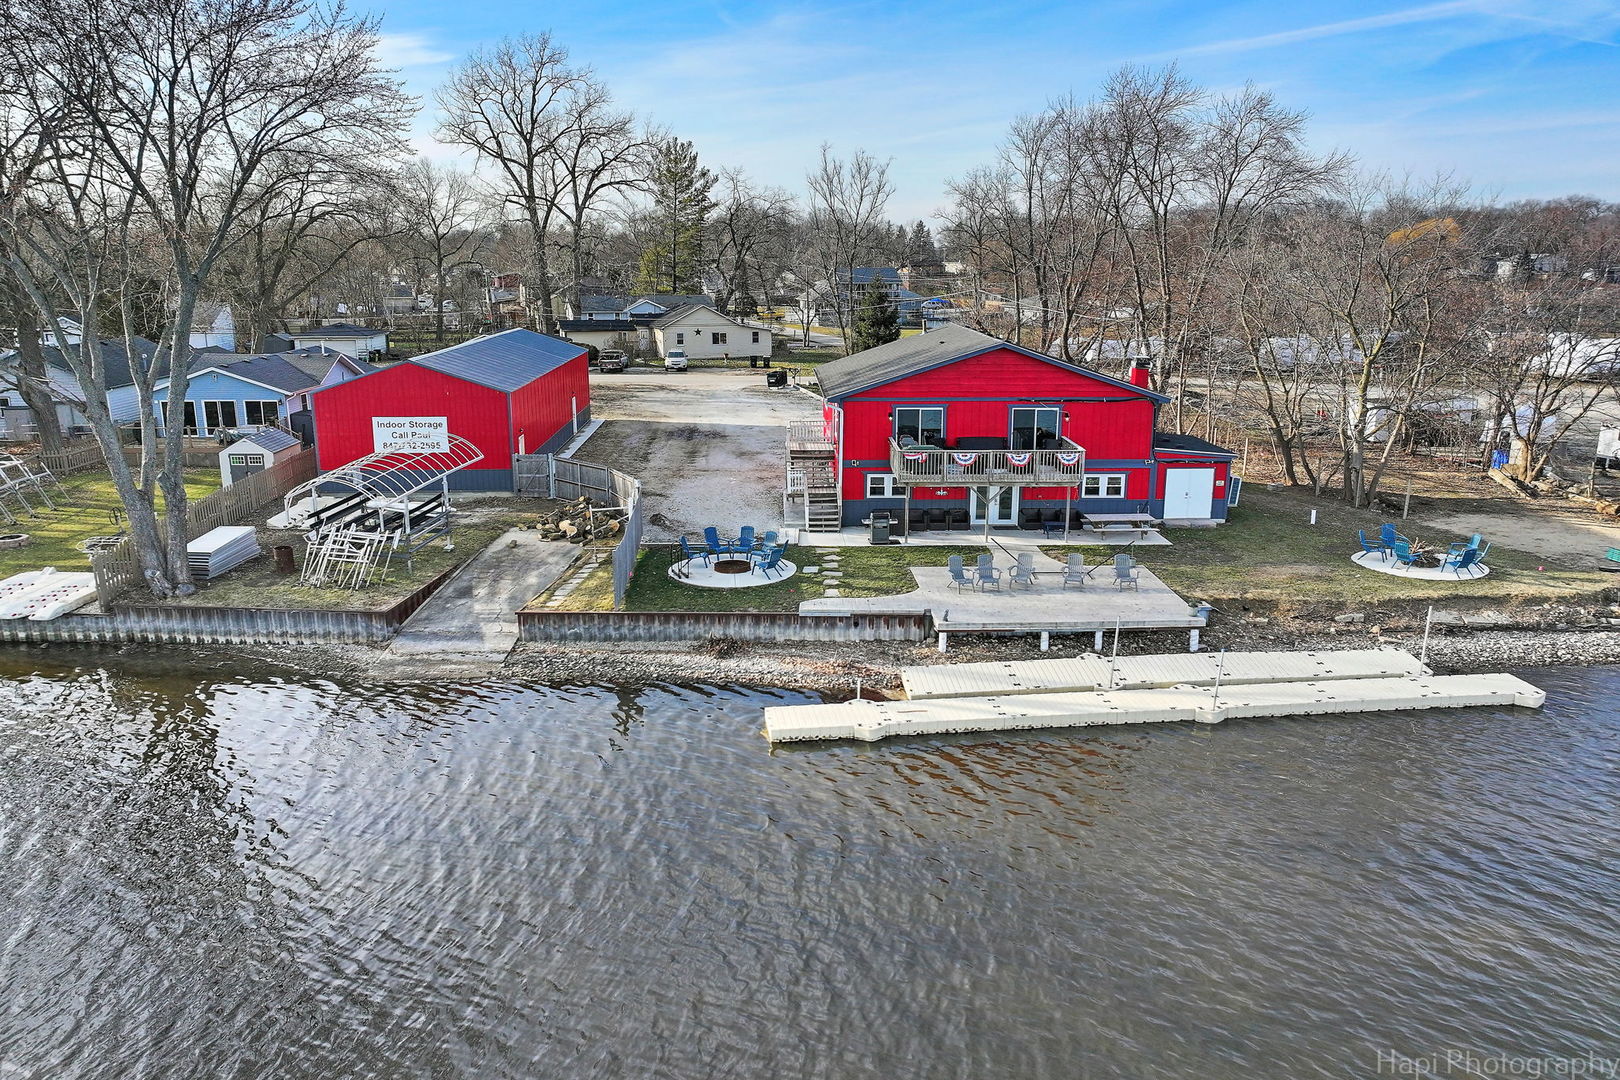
top-left (313, 363), bottom-right (511, 471)
top-left (509, 351), bottom-right (590, 454)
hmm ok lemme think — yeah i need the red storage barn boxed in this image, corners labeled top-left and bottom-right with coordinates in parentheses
top-left (797, 324), bottom-right (1235, 531)
top-left (312, 329), bottom-right (589, 491)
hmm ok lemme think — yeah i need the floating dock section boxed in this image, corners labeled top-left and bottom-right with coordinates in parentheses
top-left (900, 648), bottom-right (1428, 700)
top-left (763, 652), bottom-right (1545, 744)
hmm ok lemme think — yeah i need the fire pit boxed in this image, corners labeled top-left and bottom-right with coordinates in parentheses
top-left (712, 558), bottom-right (753, 574)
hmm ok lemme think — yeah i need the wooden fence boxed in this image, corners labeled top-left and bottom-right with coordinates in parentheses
top-left (513, 454), bottom-right (644, 608)
top-left (23, 440), bottom-right (108, 477)
top-left (90, 447), bottom-right (318, 602)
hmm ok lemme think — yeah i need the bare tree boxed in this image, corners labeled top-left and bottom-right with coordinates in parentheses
top-left (0, 0), bottom-right (409, 597)
top-left (398, 160), bottom-right (486, 345)
top-left (804, 146), bottom-right (894, 351)
top-left (439, 34), bottom-right (641, 331)
top-left (708, 169), bottom-right (796, 315)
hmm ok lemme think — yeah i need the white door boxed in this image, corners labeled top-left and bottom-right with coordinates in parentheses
top-left (1163, 468), bottom-right (1215, 519)
top-left (970, 486), bottom-right (1018, 525)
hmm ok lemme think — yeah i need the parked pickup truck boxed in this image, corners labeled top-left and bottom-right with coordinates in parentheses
top-left (597, 349), bottom-right (628, 373)
top-left (663, 350), bottom-right (689, 372)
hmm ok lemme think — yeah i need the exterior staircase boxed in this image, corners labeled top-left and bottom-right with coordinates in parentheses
top-left (786, 421), bottom-right (842, 533)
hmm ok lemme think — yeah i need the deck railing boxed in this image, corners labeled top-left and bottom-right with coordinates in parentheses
top-left (786, 419), bottom-right (834, 452)
top-left (888, 438), bottom-right (1087, 487)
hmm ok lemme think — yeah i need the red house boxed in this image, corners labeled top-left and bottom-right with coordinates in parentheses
top-left (790, 324), bottom-right (1235, 532)
top-left (312, 329), bottom-right (589, 491)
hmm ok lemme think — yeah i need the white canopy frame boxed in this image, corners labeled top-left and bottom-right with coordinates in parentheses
top-left (284, 435), bottom-right (485, 560)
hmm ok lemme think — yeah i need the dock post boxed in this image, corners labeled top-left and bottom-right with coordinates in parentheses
top-left (1189, 627), bottom-right (1200, 652)
top-left (1040, 630), bottom-right (1050, 652)
top-left (1094, 629), bottom-right (1104, 650)
top-left (937, 631), bottom-right (948, 653)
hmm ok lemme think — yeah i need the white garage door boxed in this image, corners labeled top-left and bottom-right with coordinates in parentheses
top-left (1163, 468), bottom-right (1215, 519)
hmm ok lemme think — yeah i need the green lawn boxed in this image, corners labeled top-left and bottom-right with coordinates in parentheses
top-left (0, 468), bottom-right (219, 578)
top-left (1054, 486), bottom-right (1614, 610)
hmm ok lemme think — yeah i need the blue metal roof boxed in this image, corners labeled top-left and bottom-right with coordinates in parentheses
top-left (408, 329), bottom-right (584, 392)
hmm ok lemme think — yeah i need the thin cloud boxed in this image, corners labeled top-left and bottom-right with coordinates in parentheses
top-left (1144, 0), bottom-right (1499, 58)
top-left (375, 32), bottom-right (456, 69)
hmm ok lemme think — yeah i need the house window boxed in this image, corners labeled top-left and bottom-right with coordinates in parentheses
top-left (1010, 407), bottom-right (1061, 450)
top-left (243, 400), bottom-right (279, 426)
top-left (1082, 473), bottom-right (1127, 498)
top-left (712, 332), bottom-right (727, 345)
top-left (202, 400), bottom-right (239, 433)
top-left (676, 332), bottom-right (684, 345)
top-left (751, 331), bottom-right (760, 344)
top-left (894, 407), bottom-right (945, 446)
top-left (866, 472), bottom-right (902, 498)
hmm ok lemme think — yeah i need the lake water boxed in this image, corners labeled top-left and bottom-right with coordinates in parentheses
top-left (0, 650), bottom-right (1615, 1079)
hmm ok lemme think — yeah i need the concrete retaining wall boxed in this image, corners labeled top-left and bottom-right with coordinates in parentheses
top-left (516, 609), bottom-right (929, 643)
top-left (0, 567), bottom-right (453, 645)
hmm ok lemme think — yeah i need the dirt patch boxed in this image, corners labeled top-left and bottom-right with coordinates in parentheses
top-left (1421, 506), bottom-right (1620, 561)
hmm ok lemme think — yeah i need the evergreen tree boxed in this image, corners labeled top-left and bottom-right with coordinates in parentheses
top-left (906, 220), bottom-right (940, 266)
top-left (849, 276), bottom-right (900, 353)
top-left (634, 137), bottom-right (717, 295)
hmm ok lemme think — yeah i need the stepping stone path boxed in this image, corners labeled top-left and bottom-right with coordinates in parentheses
top-left (543, 552), bottom-right (609, 609)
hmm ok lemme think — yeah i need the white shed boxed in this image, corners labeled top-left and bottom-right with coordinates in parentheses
top-left (219, 427), bottom-right (304, 487)
top-left (290, 322), bottom-right (388, 358)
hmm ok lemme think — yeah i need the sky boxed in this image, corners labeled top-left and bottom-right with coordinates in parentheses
top-left (367, 0), bottom-right (1620, 221)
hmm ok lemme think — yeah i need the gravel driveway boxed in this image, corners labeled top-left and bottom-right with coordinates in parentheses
top-left (576, 369), bottom-right (824, 541)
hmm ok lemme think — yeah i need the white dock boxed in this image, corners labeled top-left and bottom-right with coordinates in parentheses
top-left (900, 648), bottom-right (1429, 700)
top-left (762, 671), bottom-right (1546, 743)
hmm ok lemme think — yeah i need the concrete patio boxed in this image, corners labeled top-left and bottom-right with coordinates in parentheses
top-left (794, 526), bottom-right (1172, 548)
top-left (798, 550), bottom-right (1207, 651)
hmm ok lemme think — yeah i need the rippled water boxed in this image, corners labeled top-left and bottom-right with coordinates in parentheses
top-left (0, 650), bottom-right (1615, 1079)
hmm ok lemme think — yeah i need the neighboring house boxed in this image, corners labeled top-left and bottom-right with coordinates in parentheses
top-left (153, 348), bottom-right (370, 440)
top-left (817, 268), bottom-right (930, 327)
top-left (792, 323), bottom-right (1235, 531)
top-left (651, 305), bottom-right (771, 361)
top-left (189, 303), bottom-right (236, 351)
top-left (381, 283), bottom-right (418, 316)
top-left (555, 319), bottom-right (640, 354)
top-left (311, 329), bottom-right (590, 491)
top-left (289, 322), bottom-right (387, 358)
top-left (0, 334), bottom-right (161, 433)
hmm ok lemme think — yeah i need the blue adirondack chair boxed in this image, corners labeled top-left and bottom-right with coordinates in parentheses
top-left (1445, 547), bottom-right (1482, 578)
top-left (736, 525), bottom-right (756, 552)
top-left (1448, 533), bottom-right (1482, 556)
top-left (1358, 529), bottom-right (1389, 560)
top-left (754, 546), bottom-right (787, 579)
top-left (757, 530), bottom-right (779, 550)
top-left (947, 554), bottom-right (975, 590)
top-left (1391, 539), bottom-right (1422, 571)
top-left (1380, 523), bottom-right (1408, 549)
top-left (679, 535), bottom-right (711, 566)
top-left (703, 525), bottom-right (726, 555)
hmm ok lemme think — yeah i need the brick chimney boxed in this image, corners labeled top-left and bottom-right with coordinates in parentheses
top-left (1128, 361), bottom-right (1152, 389)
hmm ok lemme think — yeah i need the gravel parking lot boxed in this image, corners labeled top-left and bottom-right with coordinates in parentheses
top-left (577, 368), bottom-right (823, 541)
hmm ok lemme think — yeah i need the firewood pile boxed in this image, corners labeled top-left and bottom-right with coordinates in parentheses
top-left (529, 496), bottom-right (627, 543)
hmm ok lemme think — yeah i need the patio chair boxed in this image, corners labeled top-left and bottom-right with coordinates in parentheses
top-left (1379, 523), bottom-right (1408, 549)
top-left (1018, 508), bottom-right (1044, 530)
top-left (757, 530), bottom-right (779, 550)
top-left (1447, 533), bottom-right (1482, 556)
top-left (975, 552), bottom-right (994, 573)
top-left (1390, 539), bottom-right (1422, 571)
top-left (926, 508), bottom-right (948, 531)
top-left (1113, 553), bottom-right (1140, 591)
top-left (679, 535), bottom-right (711, 566)
top-left (737, 525), bottom-right (756, 552)
top-left (947, 554), bottom-right (975, 591)
top-left (908, 508), bottom-right (929, 532)
top-left (1062, 552), bottom-right (1088, 588)
top-left (1475, 540), bottom-right (1491, 562)
top-left (754, 546), bottom-right (788, 579)
top-left (975, 561), bottom-right (1003, 590)
top-left (1445, 547), bottom-right (1483, 578)
top-left (703, 525), bottom-right (727, 555)
top-left (1358, 528), bottom-right (1389, 560)
top-left (947, 507), bottom-right (971, 531)
top-left (1008, 553), bottom-right (1036, 589)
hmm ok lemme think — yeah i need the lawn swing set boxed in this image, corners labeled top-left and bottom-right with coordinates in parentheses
top-left (281, 436), bottom-right (484, 589)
